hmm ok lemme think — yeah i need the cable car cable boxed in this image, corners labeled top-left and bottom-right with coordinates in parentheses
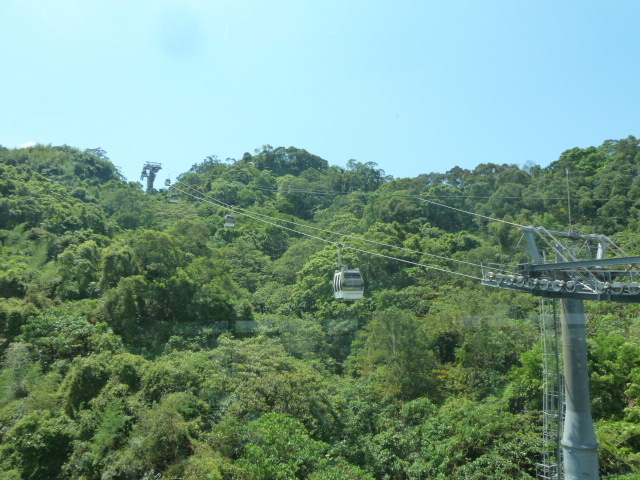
top-left (416, 197), bottom-right (526, 228)
top-left (174, 187), bottom-right (337, 245)
top-left (173, 186), bottom-right (483, 281)
top-left (167, 167), bottom-right (638, 231)
top-left (168, 167), bottom-right (640, 285)
top-left (172, 169), bottom-right (638, 273)
top-left (177, 183), bottom-right (483, 268)
top-left (178, 180), bottom-right (564, 280)
top-left (175, 181), bottom-right (484, 270)
top-left (174, 175), bottom-right (525, 228)
top-left (187, 178), bottom-right (637, 203)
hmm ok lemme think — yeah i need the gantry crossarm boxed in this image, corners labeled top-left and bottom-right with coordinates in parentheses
top-left (533, 227), bottom-right (608, 242)
top-left (526, 256), bottom-right (640, 272)
top-left (481, 267), bottom-right (640, 302)
top-left (482, 261), bottom-right (640, 302)
top-left (520, 226), bottom-right (614, 264)
top-left (522, 225), bottom-right (610, 242)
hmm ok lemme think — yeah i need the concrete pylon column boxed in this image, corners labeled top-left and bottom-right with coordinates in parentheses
top-left (561, 298), bottom-right (599, 480)
top-left (146, 171), bottom-right (156, 193)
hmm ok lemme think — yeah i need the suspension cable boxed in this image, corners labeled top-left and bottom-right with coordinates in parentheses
top-left (174, 186), bottom-right (484, 281)
top-left (171, 173), bottom-right (640, 203)
top-left (176, 181), bottom-right (484, 270)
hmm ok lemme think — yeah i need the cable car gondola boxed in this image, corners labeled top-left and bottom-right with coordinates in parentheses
top-left (224, 208), bottom-right (236, 228)
top-left (165, 178), bottom-right (171, 186)
top-left (333, 244), bottom-right (364, 300)
top-left (333, 266), bottom-right (365, 300)
top-left (224, 214), bottom-right (236, 228)
top-left (169, 193), bottom-right (179, 203)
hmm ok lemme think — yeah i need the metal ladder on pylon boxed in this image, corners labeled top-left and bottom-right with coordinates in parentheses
top-left (536, 298), bottom-right (565, 480)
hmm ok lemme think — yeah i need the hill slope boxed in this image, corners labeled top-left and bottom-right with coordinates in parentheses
top-left (1, 140), bottom-right (640, 478)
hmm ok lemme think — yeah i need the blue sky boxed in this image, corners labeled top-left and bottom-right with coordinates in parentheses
top-left (2, 0), bottom-right (639, 183)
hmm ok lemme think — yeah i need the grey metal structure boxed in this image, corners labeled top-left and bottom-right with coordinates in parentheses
top-left (140, 162), bottom-right (162, 193)
top-left (536, 298), bottom-right (564, 480)
top-left (482, 226), bottom-right (640, 480)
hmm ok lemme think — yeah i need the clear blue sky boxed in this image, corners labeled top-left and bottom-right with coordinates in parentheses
top-left (2, 0), bottom-right (639, 183)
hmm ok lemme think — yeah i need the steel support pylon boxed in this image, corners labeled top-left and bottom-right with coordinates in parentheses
top-left (481, 226), bottom-right (640, 479)
top-left (560, 298), bottom-right (599, 480)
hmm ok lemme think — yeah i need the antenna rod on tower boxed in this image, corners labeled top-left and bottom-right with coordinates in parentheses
top-left (566, 168), bottom-right (572, 228)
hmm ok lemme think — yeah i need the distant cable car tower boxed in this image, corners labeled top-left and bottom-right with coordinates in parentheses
top-left (482, 226), bottom-right (640, 480)
top-left (140, 162), bottom-right (162, 193)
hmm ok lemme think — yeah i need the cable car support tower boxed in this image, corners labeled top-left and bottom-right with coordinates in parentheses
top-left (140, 162), bottom-right (162, 193)
top-left (482, 226), bottom-right (640, 480)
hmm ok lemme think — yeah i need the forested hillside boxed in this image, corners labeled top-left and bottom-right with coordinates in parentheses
top-left (1, 139), bottom-right (640, 479)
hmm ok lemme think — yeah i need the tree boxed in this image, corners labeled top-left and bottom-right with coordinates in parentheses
top-left (240, 413), bottom-right (328, 480)
top-left (290, 248), bottom-right (340, 313)
top-left (0, 342), bottom-right (42, 407)
top-left (100, 275), bottom-right (153, 344)
top-left (18, 309), bottom-right (117, 368)
top-left (252, 146), bottom-right (329, 177)
top-left (589, 332), bottom-right (640, 419)
top-left (346, 307), bottom-right (439, 401)
top-left (99, 243), bottom-right (138, 290)
top-left (275, 175), bottom-right (317, 219)
top-left (60, 354), bottom-right (112, 414)
top-left (99, 181), bottom-right (156, 230)
top-left (104, 392), bottom-right (205, 478)
top-left (210, 336), bottom-right (344, 440)
top-left (133, 230), bottom-right (179, 280)
top-left (413, 399), bottom-right (540, 479)
top-left (0, 411), bottom-right (75, 479)
top-left (343, 160), bottom-right (389, 192)
top-left (56, 240), bottom-right (101, 299)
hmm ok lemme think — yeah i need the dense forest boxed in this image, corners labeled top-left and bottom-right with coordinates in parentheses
top-left (1, 138), bottom-right (640, 479)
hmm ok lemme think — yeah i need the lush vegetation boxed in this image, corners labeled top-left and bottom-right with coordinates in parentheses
top-left (1, 139), bottom-right (640, 479)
